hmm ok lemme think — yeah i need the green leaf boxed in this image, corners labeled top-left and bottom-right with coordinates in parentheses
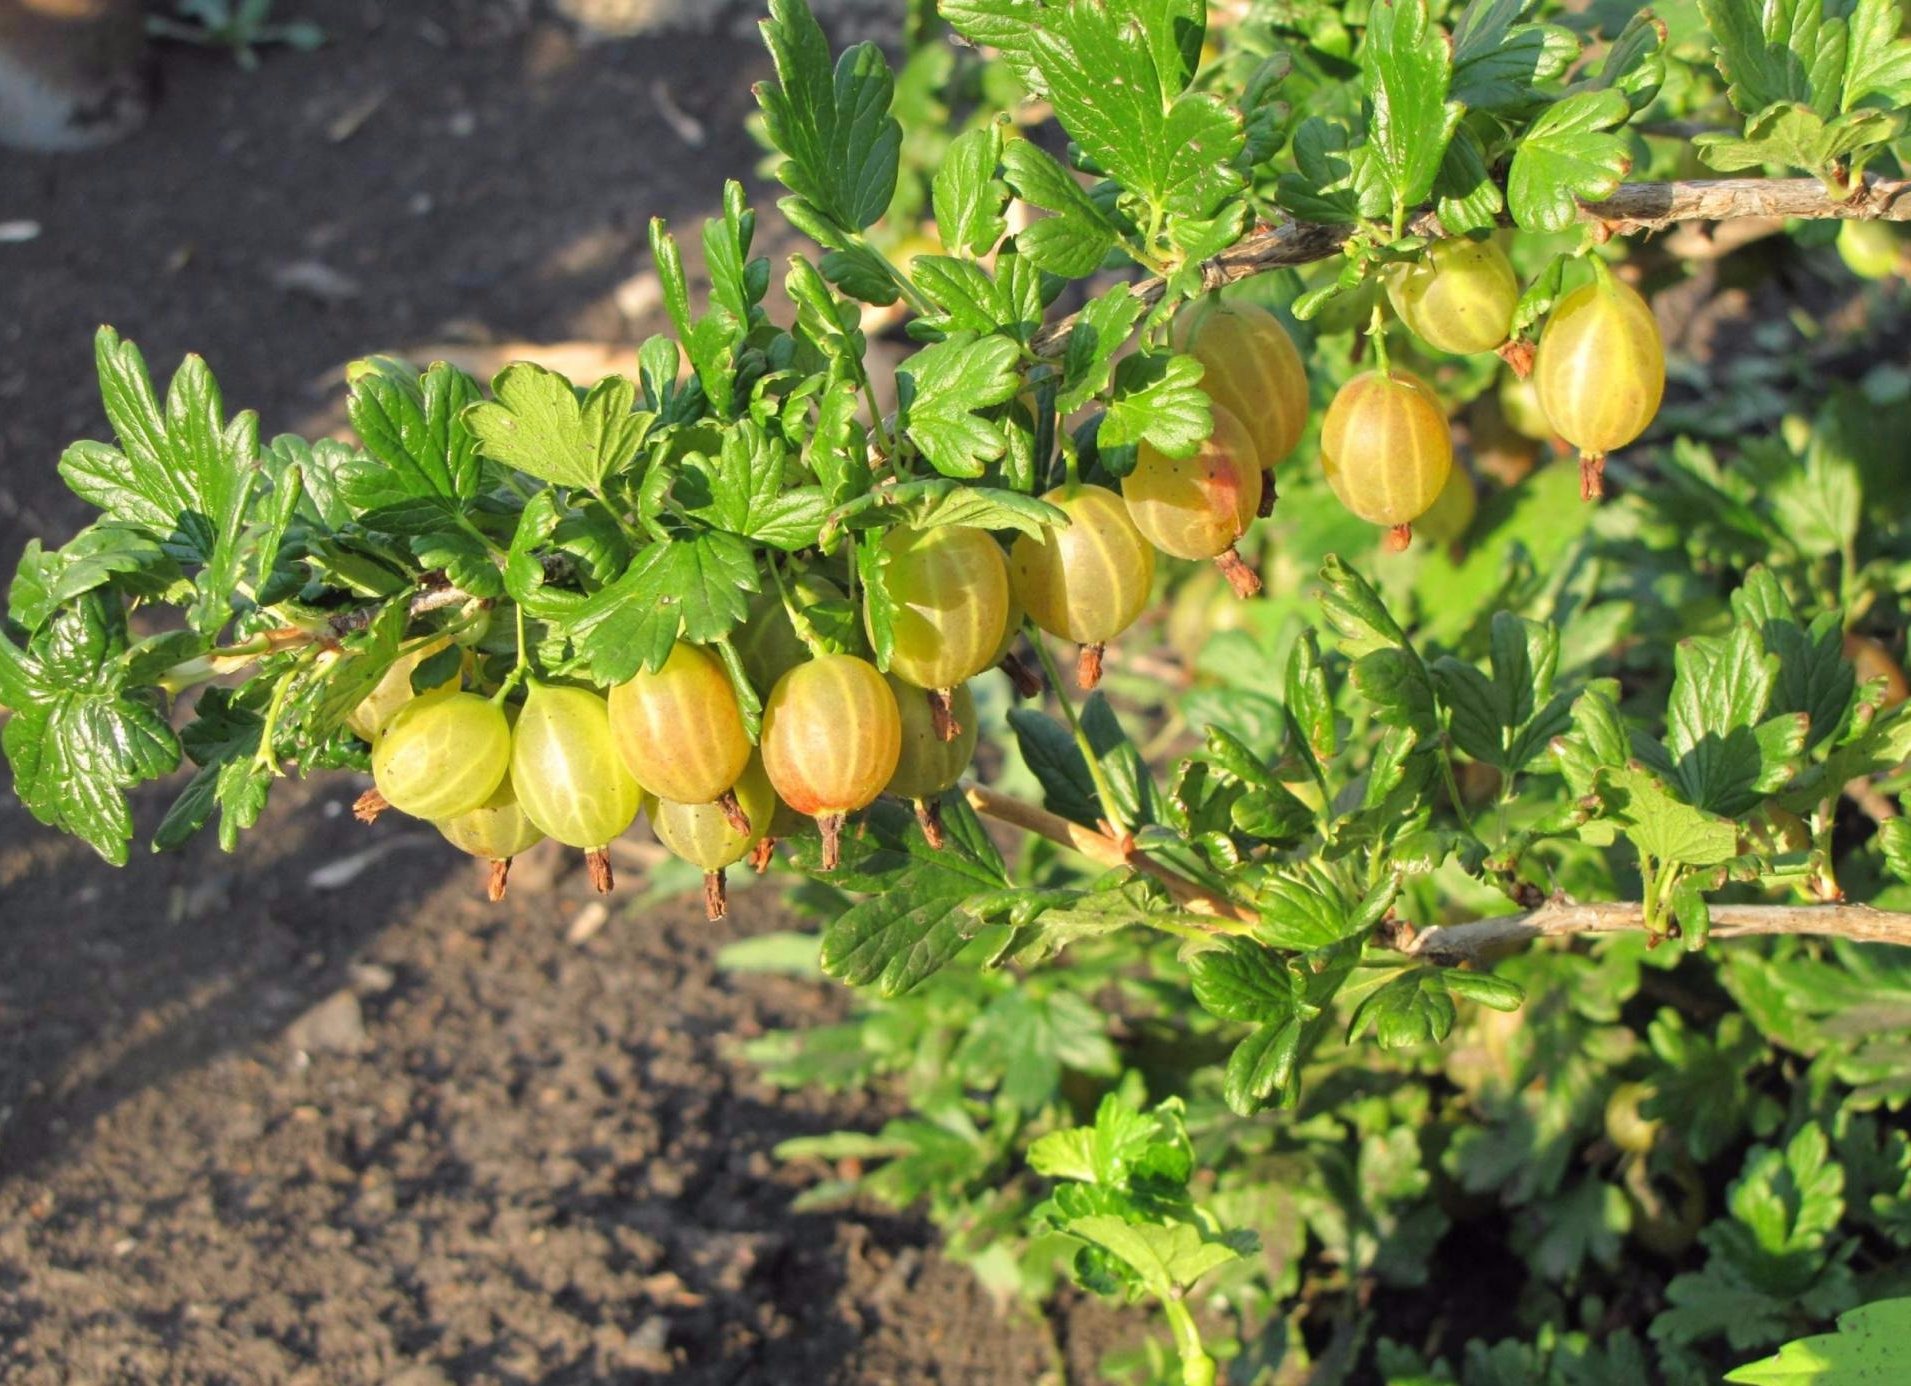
top-left (570, 529), bottom-right (760, 683)
top-left (1361, 0), bottom-right (1460, 213)
top-left (1095, 351), bottom-right (1212, 474)
top-left (1223, 1018), bottom-right (1302, 1114)
top-left (932, 123), bottom-right (1009, 257)
top-left (1030, 0), bottom-right (1243, 221)
top-left (1433, 125), bottom-right (1504, 233)
top-left (1596, 765), bottom-right (1741, 868)
top-left (678, 421), bottom-right (830, 550)
top-left (1643, 1010), bottom-right (1767, 1162)
top-left (896, 333), bottom-right (1024, 478)
top-left (754, 0), bottom-right (901, 233)
top-left (905, 485), bottom-right (1068, 540)
top-left (1695, 103), bottom-right (1901, 181)
top-left (1008, 706), bottom-right (1102, 827)
top-left (152, 686), bottom-right (271, 853)
top-left (1665, 624), bottom-right (1794, 817)
top-left (1001, 138), bottom-right (1123, 276)
top-left (1276, 118), bottom-right (1383, 224)
top-left (1348, 969), bottom-right (1458, 1048)
top-left (339, 359), bottom-right (485, 531)
top-left (1029, 1092), bottom-right (1191, 1188)
top-left (1726, 1297), bottom-right (1911, 1384)
top-left (411, 529), bottom-right (504, 599)
top-left (1063, 1215), bottom-right (1244, 1297)
top-left (464, 365), bottom-right (651, 493)
top-left (806, 797), bottom-right (1009, 995)
top-left (1506, 89), bottom-right (1633, 232)
top-left (1190, 935), bottom-right (1304, 1024)
top-left (1255, 871), bottom-right (1368, 951)
top-left (942, 0), bottom-right (1046, 94)
top-left (1451, 0), bottom-right (1576, 113)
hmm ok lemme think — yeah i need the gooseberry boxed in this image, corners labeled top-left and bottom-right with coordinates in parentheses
top-left (653, 756), bottom-right (778, 920)
top-left (1532, 265), bottom-right (1665, 500)
top-left (887, 677), bottom-right (978, 847)
top-left (760, 654), bottom-right (901, 869)
top-left (1124, 402), bottom-right (1264, 596)
top-left (1844, 633), bottom-right (1910, 709)
top-left (608, 640), bottom-right (752, 810)
top-left (511, 681), bottom-right (644, 891)
top-left (1171, 293), bottom-right (1309, 477)
top-left (347, 636), bottom-right (457, 742)
top-left (1411, 463), bottom-right (1478, 549)
top-left (735, 572), bottom-right (849, 695)
top-left (869, 525), bottom-right (1011, 715)
top-left (1318, 368), bottom-right (1453, 550)
top-left (1837, 219), bottom-right (1902, 280)
top-left (436, 772), bottom-right (546, 901)
top-left (1384, 237), bottom-right (1519, 356)
top-left (1008, 484), bottom-right (1155, 690)
top-left (370, 691), bottom-right (511, 822)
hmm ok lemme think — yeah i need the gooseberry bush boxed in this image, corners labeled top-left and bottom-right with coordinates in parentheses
top-left (8, 0), bottom-right (1911, 1380)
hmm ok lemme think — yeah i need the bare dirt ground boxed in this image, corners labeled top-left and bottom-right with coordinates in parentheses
top-left (0, 5), bottom-right (1115, 1380)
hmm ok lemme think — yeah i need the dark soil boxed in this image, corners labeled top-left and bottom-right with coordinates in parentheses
top-left (0, 6), bottom-right (1116, 1381)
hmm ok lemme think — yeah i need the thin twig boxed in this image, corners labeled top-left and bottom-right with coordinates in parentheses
top-left (1404, 898), bottom-right (1911, 963)
top-left (1029, 175), bottom-right (1911, 354)
top-left (961, 781), bottom-right (1256, 925)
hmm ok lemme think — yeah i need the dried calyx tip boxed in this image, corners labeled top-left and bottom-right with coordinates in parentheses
top-left (586, 847), bottom-right (615, 894)
top-left (352, 788), bottom-right (389, 824)
top-left (749, 836), bottom-right (778, 874)
top-left (1215, 547), bottom-right (1264, 596)
top-left (1077, 642), bottom-right (1105, 690)
top-left (1384, 524), bottom-right (1414, 553)
top-left (1579, 452), bottom-right (1607, 501)
top-left (717, 788), bottom-right (751, 835)
top-left (817, 812), bottom-right (846, 871)
top-left (915, 796), bottom-right (946, 849)
top-left (1495, 337), bottom-right (1536, 379)
top-left (927, 687), bottom-right (961, 743)
top-left (487, 858), bottom-right (512, 903)
top-left (999, 651), bottom-right (1043, 699)
top-left (703, 869), bottom-right (728, 921)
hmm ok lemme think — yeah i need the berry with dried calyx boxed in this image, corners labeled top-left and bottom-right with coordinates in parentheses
top-left (868, 525), bottom-right (1010, 727)
top-left (1384, 237), bottom-right (1519, 356)
top-left (347, 636), bottom-right (458, 742)
top-left (1411, 462), bottom-right (1478, 550)
top-left (1319, 367), bottom-right (1453, 550)
top-left (1170, 293), bottom-right (1308, 475)
top-left (1124, 403), bottom-right (1263, 596)
top-left (510, 681), bottom-right (644, 892)
top-left (436, 772), bottom-right (546, 901)
top-left (885, 676), bottom-right (977, 848)
top-left (1532, 262), bottom-right (1665, 500)
top-left (1008, 484), bottom-right (1155, 691)
top-left (370, 690), bottom-right (511, 822)
top-left (608, 640), bottom-right (752, 822)
top-left (653, 756), bottom-right (778, 920)
top-left (760, 654), bottom-right (902, 870)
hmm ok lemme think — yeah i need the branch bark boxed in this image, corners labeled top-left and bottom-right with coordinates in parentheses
top-left (1403, 898), bottom-right (1911, 963)
top-left (1029, 175), bottom-right (1911, 355)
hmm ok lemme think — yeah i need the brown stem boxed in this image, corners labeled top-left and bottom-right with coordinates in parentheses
top-left (961, 781), bottom-right (1255, 926)
top-left (999, 651), bottom-right (1044, 699)
top-left (717, 788), bottom-right (751, 835)
top-left (1255, 476), bottom-right (1276, 518)
top-left (749, 836), bottom-right (778, 874)
top-left (703, 869), bottom-right (728, 921)
top-left (1215, 547), bottom-right (1263, 596)
top-left (927, 687), bottom-right (961, 743)
top-left (817, 812), bottom-right (846, 871)
top-left (915, 796), bottom-right (946, 849)
top-left (1384, 524), bottom-right (1414, 553)
top-left (1404, 898), bottom-right (1911, 963)
top-left (352, 788), bottom-right (389, 824)
top-left (586, 847), bottom-right (615, 894)
top-left (1077, 642), bottom-right (1106, 690)
top-left (1580, 452), bottom-right (1607, 501)
top-left (487, 858), bottom-right (512, 902)
top-left (1028, 176), bottom-right (1911, 356)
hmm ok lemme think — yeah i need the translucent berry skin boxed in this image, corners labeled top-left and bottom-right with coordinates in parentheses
top-left (760, 654), bottom-right (901, 816)
top-left (510, 682), bottom-right (644, 849)
top-left (990, 588), bottom-right (1026, 664)
top-left (1009, 485), bottom-right (1155, 646)
top-left (868, 526), bottom-right (1010, 691)
top-left (1123, 403), bottom-right (1263, 561)
top-left (1384, 237), bottom-right (1519, 355)
top-left (347, 637), bottom-right (456, 742)
top-left (736, 573), bottom-right (849, 695)
top-left (436, 773), bottom-right (546, 861)
top-left (1319, 368), bottom-right (1454, 528)
top-left (1497, 372), bottom-right (1554, 445)
top-left (1532, 273), bottom-right (1665, 455)
top-left (654, 756), bottom-right (777, 872)
top-left (886, 677), bottom-right (978, 800)
top-left (1412, 464), bottom-right (1478, 546)
top-left (607, 641), bottom-right (751, 804)
top-left (372, 691), bottom-right (511, 821)
top-left (1171, 295), bottom-right (1308, 467)
top-left (1837, 219), bottom-right (1901, 280)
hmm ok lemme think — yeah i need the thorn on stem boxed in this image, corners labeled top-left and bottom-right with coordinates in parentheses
top-left (586, 847), bottom-right (615, 894)
top-left (487, 858), bottom-right (512, 903)
top-left (999, 651), bottom-right (1043, 699)
top-left (928, 687), bottom-right (961, 743)
top-left (1077, 642), bottom-right (1105, 691)
top-left (717, 788), bottom-right (751, 835)
top-left (353, 788), bottom-right (389, 824)
top-left (1579, 452), bottom-right (1607, 501)
top-left (915, 796), bottom-right (946, 849)
top-left (817, 812), bottom-right (846, 871)
top-left (1215, 546), bottom-right (1263, 597)
top-left (703, 869), bottom-right (728, 921)
top-left (1384, 524), bottom-right (1413, 553)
